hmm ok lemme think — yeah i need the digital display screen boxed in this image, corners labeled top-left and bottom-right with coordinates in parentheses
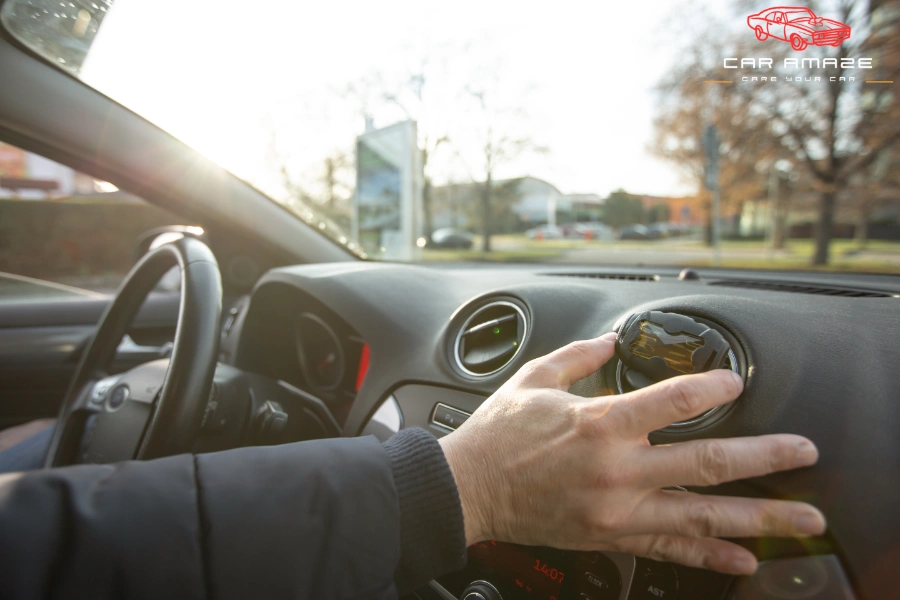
top-left (465, 542), bottom-right (622, 600)
top-left (469, 541), bottom-right (567, 599)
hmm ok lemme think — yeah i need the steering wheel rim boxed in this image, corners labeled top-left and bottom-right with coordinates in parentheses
top-left (44, 236), bottom-right (222, 467)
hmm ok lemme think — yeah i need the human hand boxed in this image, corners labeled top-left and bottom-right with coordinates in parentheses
top-left (439, 332), bottom-right (825, 575)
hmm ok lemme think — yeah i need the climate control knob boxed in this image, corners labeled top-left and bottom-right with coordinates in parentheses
top-left (460, 580), bottom-right (503, 600)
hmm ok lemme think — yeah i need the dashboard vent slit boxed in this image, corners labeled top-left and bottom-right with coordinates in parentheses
top-left (464, 313), bottom-right (517, 336)
top-left (542, 273), bottom-right (660, 281)
top-left (707, 280), bottom-right (896, 298)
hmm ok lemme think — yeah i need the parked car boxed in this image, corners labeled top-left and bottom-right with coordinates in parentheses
top-left (667, 222), bottom-right (691, 236)
top-left (525, 225), bottom-right (564, 240)
top-left (618, 224), bottom-right (650, 240)
top-left (428, 228), bottom-right (474, 249)
top-left (747, 6), bottom-right (850, 51)
top-left (573, 223), bottom-right (614, 241)
top-left (647, 223), bottom-right (671, 239)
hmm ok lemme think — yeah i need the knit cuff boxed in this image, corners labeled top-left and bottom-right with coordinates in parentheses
top-left (383, 427), bottom-right (467, 595)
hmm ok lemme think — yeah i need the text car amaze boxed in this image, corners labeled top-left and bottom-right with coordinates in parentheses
top-left (724, 57), bottom-right (872, 69)
top-left (723, 56), bottom-right (872, 82)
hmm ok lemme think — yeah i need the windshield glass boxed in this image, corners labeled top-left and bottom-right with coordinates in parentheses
top-left (3, 0), bottom-right (899, 273)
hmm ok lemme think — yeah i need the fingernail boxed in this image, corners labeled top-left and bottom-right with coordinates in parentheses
top-left (728, 370), bottom-right (743, 385)
top-left (795, 440), bottom-right (819, 466)
top-left (793, 511), bottom-right (826, 536)
top-left (600, 332), bottom-right (618, 341)
top-left (729, 554), bottom-right (758, 575)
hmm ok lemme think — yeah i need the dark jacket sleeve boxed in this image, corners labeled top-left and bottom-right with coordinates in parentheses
top-left (0, 428), bottom-right (466, 600)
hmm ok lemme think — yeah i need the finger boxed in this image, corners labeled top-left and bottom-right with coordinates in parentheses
top-left (610, 534), bottom-right (758, 575)
top-left (519, 333), bottom-right (617, 390)
top-left (630, 490), bottom-right (827, 539)
top-left (610, 369), bottom-right (743, 436)
top-left (638, 434), bottom-right (819, 488)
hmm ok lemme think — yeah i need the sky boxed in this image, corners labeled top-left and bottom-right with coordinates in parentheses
top-left (80, 0), bottom-right (736, 201)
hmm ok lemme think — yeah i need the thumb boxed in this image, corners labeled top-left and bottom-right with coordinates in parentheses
top-left (524, 332), bottom-right (618, 390)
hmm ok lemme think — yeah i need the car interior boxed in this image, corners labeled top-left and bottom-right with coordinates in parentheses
top-left (1, 2), bottom-right (899, 600)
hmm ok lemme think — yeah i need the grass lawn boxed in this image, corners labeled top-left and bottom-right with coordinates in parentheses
top-left (420, 248), bottom-right (564, 263)
top-left (420, 235), bottom-right (900, 273)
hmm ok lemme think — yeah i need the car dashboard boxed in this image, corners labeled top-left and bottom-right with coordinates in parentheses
top-left (221, 261), bottom-right (900, 600)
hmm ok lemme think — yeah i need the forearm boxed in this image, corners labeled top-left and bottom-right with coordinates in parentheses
top-left (0, 431), bottom-right (468, 600)
top-left (196, 437), bottom-right (402, 600)
top-left (0, 455), bottom-right (205, 599)
top-left (0, 439), bottom-right (400, 600)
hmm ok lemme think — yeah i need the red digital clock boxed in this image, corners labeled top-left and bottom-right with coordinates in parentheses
top-left (533, 559), bottom-right (565, 584)
top-left (465, 541), bottom-right (623, 600)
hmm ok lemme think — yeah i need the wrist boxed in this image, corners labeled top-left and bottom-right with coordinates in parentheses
top-left (439, 432), bottom-right (490, 546)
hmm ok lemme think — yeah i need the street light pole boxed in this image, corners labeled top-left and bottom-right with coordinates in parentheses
top-left (703, 124), bottom-right (722, 267)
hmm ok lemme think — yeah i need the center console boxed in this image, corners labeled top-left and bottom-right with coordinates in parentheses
top-left (430, 541), bottom-right (731, 600)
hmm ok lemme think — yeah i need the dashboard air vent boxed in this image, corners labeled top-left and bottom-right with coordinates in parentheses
top-left (707, 280), bottom-right (896, 298)
top-left (454, 301), bottom-right (527, 377)
top-left (543, 273), bottom-right (660, 281)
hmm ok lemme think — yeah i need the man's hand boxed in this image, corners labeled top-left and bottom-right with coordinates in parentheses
top-left (439, 332), bottom-right (824, 576)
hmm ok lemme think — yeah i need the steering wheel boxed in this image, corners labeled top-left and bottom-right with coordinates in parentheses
top-left (43, 236), bottom-right (222, 467)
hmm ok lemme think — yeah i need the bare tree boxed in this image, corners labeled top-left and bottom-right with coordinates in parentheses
top-left (852, 148), bottom-right (897, 246)
top-left (655, 0), bottom-right (900, 264)
top-left (739, 0), bottom-right (900, 263)
top-left (465, 85), bottom-right (546, 252)
top-left (653, 40), bottom-right (784, 243)
top-left (381, 64), bottom-right (450, 238)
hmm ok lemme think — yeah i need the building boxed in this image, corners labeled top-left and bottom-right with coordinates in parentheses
top-left (431, 176), bottom-right (589, 232)
top-left (637, 194), bottom-right (709, 225)
top-left (430, 176), bottom-right (562, 231)
top-left (555, 193), bottom-right (605, 224)
top-left (0, 142), bottom-right (97, 199)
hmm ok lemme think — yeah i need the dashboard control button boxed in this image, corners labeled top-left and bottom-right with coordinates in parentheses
top-left (432, 403), bottom-right (471, 430)
top-left (583, 569), bottom-right (617, 599)
top-left (253, 400), bottom-right (288, 442)
top-left (585, 571), bottom-right (610, 590)
top-left (460, 580), bottom-right (502, 600)
top-left (632, 571), bottom-right (677, 600)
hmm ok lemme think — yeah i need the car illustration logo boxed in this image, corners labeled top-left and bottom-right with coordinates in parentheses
top-left (748, 6), bottom-right (851, 51)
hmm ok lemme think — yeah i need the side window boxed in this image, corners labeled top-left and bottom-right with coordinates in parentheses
top-left (0, 141), bottom-right (182, 296)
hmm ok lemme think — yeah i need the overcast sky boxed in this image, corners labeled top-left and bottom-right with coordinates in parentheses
top-left (82, 0), bottom-right (741, 200)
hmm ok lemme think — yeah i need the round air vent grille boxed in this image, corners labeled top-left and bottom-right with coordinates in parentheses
top-left (614, 348), bottom-right (740, 429)
top-left (453, 301), bottom-right (527, 377)
top-left (610, 314), bottom-right (746, 432)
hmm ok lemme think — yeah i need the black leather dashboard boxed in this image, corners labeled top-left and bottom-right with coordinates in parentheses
top-left (226, 261), bottom-right (900, 600)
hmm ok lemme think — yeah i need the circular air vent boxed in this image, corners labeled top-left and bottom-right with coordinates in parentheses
top-left (453, 301), bottom-right (527, 377)
top-left (610, 314), bottom-right (746, 432)
top-left (614, 348), bottom-right (740, 429)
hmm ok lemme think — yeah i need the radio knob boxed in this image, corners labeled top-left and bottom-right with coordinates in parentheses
top-left (460, 580), bottom-right (503, 600)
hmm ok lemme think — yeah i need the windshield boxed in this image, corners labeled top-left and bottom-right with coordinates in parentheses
top-left (3, 0), bottom-right (899, 273)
